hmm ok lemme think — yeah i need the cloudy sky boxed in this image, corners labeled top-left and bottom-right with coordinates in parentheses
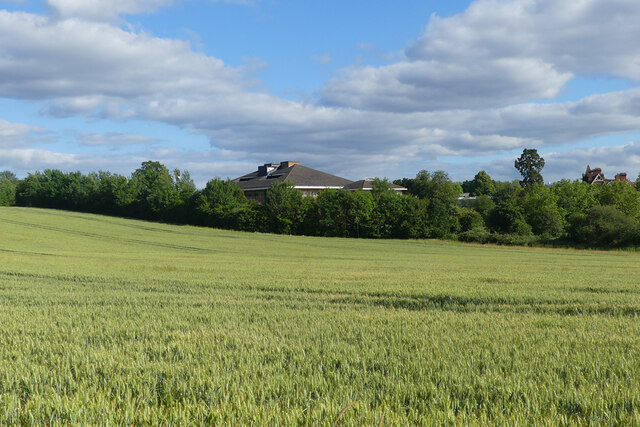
top-left (1, 0), bottom-right (640, 186)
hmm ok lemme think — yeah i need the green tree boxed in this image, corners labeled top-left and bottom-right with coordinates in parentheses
top-left (195, 178), bottom-right (247, 228)
top-left (265, 182), bottom-right (304, 234)
top-left (368, 179), bottom-right (429, 239)
top-left (568, 205), bottom-right (639, 247)
top-left (297, 196), bottom-right (320, 236)
top-left (472, 195), bottom-right (495, 221)
top-left (370, 190), bottom-right (409, 238)
top-left (515, 148), bottom-right (545, 187)
top-left (488, 184), bottom-right (532, 235)
top-left (88, 171), bottom-right (131, 214)
top-left (15, 169), bottom-right (65, 208)
top-left (407, 171), bottom-right (461, 237)
top-left (236, 200), bottom-right (268, 232)
top-left (317, 189), bottom-right (374, 237)
top-left (0, 171), bottom-right (18, 206)
top-left (370, 178), bottom-right (395, 195)
top-left (458, 208), bottom-right (485, 232)
top-left (597, 181), bottom-right (640, 220)
top-left (173, 169), bottom-right (196, 204)
top-left (129, 161), bottom-right (180, 220)
top-left (462, 170), bottom-right (496, 196)
top-left (551, 180), bottom-right (598, 225)
top-left (349, 190), bottom-right (375, 237)
top-left (519, 184), bottom-right (562, 237)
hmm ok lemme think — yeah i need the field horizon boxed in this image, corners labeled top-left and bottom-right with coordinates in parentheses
top-left (1, 206), bottom-right (640, 424)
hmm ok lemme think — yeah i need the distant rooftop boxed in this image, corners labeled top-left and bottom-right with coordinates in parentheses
top-left (343, 178), bottom-right (406, 192)
top-left (233, 161), bottom-right (353, 190)
top-left (583, 165), bottom-right (636, 186)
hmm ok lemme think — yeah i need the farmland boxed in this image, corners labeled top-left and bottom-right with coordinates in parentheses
top-left (1, 207), bottom-right (640, 425)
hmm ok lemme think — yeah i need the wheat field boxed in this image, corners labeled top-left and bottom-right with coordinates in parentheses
top-left (1, 207), bottom-right (639, 425)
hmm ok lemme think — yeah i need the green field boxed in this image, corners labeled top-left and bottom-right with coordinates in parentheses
top-left (1, 207), bottom-right (640, 425)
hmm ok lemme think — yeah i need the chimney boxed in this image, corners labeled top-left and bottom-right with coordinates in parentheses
top-left (278, 161), bottom-right (299, 169)
top-left (257, 163), bottom-right (279, 176)
top-left (616, 172), bottom-right (627, 181)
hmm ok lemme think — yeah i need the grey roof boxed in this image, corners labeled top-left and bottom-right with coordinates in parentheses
top-left (233, 164), bottom-right (353, 190)
top-left (343, 179), bottom-right (407, 191)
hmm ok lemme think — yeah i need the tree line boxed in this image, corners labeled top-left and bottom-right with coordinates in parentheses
top-left (2, 153), bottom-right (640, 248)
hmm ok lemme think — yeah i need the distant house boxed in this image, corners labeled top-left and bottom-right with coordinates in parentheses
top-left (457, 193), bottom-right (475, 200)
top-left (582, 165), bottom-right (636, 186)
top-left (233, 162), bottom-right (407, 202)
top-left (233, 161), bottom-right (353, 202)
top-left (343, 178), bottom-right (407, 193)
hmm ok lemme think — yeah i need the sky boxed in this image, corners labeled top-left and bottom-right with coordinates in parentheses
top-left (1, 0), bottom-right (640, 186)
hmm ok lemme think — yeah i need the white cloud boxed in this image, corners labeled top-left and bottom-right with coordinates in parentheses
top-left (0, 119), bottom-right (48, 148)
top-left (1, 1), bottom-right (640, 183)
top-left (0, 11), bottom-right (246, 101)
top-left (45, 0), bottom-right (174, 21)
top-left (76, 132), bottom-right (157, 147)
top-left (0, 144), bottom-right (257, 187)
top-left (408, 0), bottom-right (640, 81)
top-left (0, 148), bottom-right (80, 172)
top-left (321, 58), bottom-right (571, 112)
top-left (321, 0), bottom-right (640, 112)
top-left (311, 53), bottom-right (332, 65)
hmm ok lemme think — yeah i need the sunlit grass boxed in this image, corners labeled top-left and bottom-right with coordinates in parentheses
top-left (1, 207), bottom-right (640, 424)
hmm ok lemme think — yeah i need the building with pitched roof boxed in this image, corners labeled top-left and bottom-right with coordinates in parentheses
top-left (233, 161), bottom-right (354, 202)
top-left (583, 165), bottom-right (636, 186)
top-left (343, 178), bottom-right (407, 193)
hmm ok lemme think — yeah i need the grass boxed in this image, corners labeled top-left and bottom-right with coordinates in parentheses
top-left (1, 206), bottom-right (640, 425)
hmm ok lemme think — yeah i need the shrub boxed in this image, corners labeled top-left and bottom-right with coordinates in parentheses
top-left (458, 228), bottom-right (491, 244)
top-left (458, 208), bottom-right (485, 232)
top-left (568, 206), bottom-right (640, 247)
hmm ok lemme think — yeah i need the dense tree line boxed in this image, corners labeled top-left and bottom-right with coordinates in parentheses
top-left (3, 157), bottom-right (640, 248)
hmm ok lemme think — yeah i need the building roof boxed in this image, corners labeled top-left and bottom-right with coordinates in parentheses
top-left (233, 161), bottom-right (353, 190)
top-left (343, 178), bottom-right (407, 191)
top-left (583, 165), bottom-right (636, 186)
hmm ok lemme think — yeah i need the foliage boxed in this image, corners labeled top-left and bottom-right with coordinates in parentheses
top-left (236, 200), bottom-right (268, 233)
top-left (9, 161), bottom-right (640, 247)
top-left (369, 185), bottom-right (409, 238)
top-left (461, 170), bottom-right (496, 196)
top-left (596, 181), bottom-right (640, 220)
top-left (487, 184), bottom-right (532, 236)
top-left (514, 148), bottom-right (545, 187)
top-left (15, 169), bottom-right (97, 211)
top-left (265, 181), bottom-right (304, 234)
top-left (399, 171), bottom-right (461, 238)
top-left (458, 207), bottom-right (485, 232)
top-left (0, 171), bottom-right (18, 206)
top-left (519, 184), bottom-right (563, 237)
top-left (568, 206), bottom-right (640, 247)
top-left (458, 227), bottom-right (492, 243)
top-left (551, 180), bottom-right (598, 224)
top-left (129, 161), bottom-right (182, 220)
top-left (472, 195), bottom-right (495, 220)
top-left (194, 178), bottom-right (247, 229)
top-left (316, 189), bottom-right (374, 237)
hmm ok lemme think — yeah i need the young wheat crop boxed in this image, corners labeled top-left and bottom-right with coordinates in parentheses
top-left (1, 207), bottom-right (639, 424)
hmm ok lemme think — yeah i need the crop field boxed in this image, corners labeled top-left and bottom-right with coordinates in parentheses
top-left (1, 207), bottom-right (640, 424)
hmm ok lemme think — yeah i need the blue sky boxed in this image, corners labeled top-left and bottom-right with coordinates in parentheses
top-left (1, 0), bottom-right (640, 186)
